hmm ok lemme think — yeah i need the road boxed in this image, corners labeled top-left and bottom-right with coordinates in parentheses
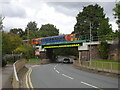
top-left (29, 63), bottom-right (119, 89)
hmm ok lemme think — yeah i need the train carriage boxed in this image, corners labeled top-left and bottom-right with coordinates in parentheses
top-left (32, 34), bottom-right (82, 45)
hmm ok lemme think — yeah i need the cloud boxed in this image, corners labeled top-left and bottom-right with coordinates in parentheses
top-left (3, 2), bottom-right (76, 34)
top-left (3, 17), bottom-right (29, 32)
top-left (47, 2), bottom-right (116, 21)
top-left (47, 2), bottom-right (90, 16)
top-left (2, 0), bottom-right (118, 34)
top-left (0, 0), bottom-right (27, 18)
top-left (27, 3), bottom-right (76, 34)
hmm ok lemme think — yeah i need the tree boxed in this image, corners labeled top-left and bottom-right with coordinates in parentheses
top-left (74, 4), bottom-right (112, 40)
top-left (25, 21), bottom-right (39, 39)
top-left (0, 16), bottom-right (4, 66)
top-left (113, 2), bottom-right (120, 30)
top-left (2, 32), bottom-right (23, 54)
top-left (113, 2), bottom-right (120, 38)
top-left (98, 41), bottom-right (109, 59)
top-left (0, 16), bottom-right (4, 31)
top-left (13, 44), bottom-right (34, 59)
top-left (10, 28), bottom-right (25, 38)
top-left (39, 24), bottom-right (59, 37)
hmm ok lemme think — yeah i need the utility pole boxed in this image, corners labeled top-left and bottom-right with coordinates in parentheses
top-left (89, 21), bottom-right (92, 65)
top-left (27, 28), bottom-right (29, 40)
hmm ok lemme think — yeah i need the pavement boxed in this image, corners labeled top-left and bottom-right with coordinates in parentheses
top-left (30, 63), bottom-right (119, 89)
top-left (2, 64), bottom-right (13, 89)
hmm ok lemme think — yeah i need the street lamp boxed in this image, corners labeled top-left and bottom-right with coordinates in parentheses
top-left (27, 28), bottom-right (29, 40)
top-left (89, 21), bottom-right (92, 65)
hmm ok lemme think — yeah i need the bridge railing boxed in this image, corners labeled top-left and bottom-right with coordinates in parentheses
top-left (77, 34), bottom-right (116, 42)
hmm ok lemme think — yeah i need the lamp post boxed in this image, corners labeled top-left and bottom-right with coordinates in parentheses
top-left (27, 28), bottom-right (29, 40)
top-left (89, 21), bottom-right (92, 65)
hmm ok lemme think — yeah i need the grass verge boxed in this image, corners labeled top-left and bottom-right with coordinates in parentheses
top-left (27, 58), bottom-right (41, 64)
top-left (81, 60), bottom-right (120, 71)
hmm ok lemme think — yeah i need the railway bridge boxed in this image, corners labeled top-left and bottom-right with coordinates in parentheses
top-left (31, 34), bottom-right (113, 62)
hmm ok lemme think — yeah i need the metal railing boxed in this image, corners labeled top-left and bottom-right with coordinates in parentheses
top-left (79, 61), bottom-right (120, 74)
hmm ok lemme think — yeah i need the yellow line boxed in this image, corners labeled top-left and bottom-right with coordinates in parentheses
top-left (26, 69), bottom-right (30, 89)
top-left (28, 68), bottom-right (34, 89)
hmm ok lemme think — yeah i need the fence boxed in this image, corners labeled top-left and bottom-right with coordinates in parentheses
top-left (74, 61), bottom-right (120, 74)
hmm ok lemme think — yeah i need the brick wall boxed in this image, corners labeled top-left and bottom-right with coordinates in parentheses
top-left (79, 39), bottom-right (120, 61)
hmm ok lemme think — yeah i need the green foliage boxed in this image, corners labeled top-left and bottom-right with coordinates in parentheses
top-left (92, 59), bottom-right (120, 63)
top-left (13, 44), bottom-right (35, 59)
top-left (27, 58), bottom-right (40, 64)
top-left (0, 16), bottom-right (4, 31)
top-left (98, 41), bottom-right (109, 59)
top-left (39, 24), bottom-right (59, 37)
top-left (113, 3), bottom-right (120, 38)
top-left (98, 18), bottom-right (112, 36)
top-left (25, 21), bottom-right (39, 39)
top-left (10, 28), bottom-right (25, 38)
top-left (113, 3), bottom-right (120, 30)
top-left (0, 16), bottom-right (4, 55)
top-left (74, 4), bottom-right (112, 40)
top-left (2, 32), bottom-right (23, 55)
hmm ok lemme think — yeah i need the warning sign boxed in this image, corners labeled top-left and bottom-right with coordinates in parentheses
top-left (35, 51), bottom-right (40, 55)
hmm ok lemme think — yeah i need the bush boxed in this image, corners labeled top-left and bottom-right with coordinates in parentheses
top-left (98, 41), bottom-right (109, 59)
top-left (2, 56), bottom-right (7, 67)
top-left (13, 44), bottom-right (35, 59)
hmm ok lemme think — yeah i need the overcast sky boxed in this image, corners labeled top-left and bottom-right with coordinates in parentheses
top-left (0, 0), bottom-right (119, 34)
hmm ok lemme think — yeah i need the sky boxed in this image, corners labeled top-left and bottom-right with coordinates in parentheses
top-left (0, 0), bottom-right (119, 34)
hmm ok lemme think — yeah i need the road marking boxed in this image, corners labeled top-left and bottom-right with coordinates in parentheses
top-left (54, 64), bottom-right (58, 68)
top-left (81, 81), bottom-right (99, 89)
top-left (25, 69), bottom-right (29, 88)
top-left (62, 74), bottom-right (74, 80)
top-left (54, 68), bottom-right (56, 70)
top-left (28, 68), bottom-right (34, 89)
top-left (26, 68), bottom-right (34, 89)
top-left (55, 70), bottom-right (60, 73)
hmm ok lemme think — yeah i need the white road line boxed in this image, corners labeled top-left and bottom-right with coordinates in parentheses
top-left (54, 64), bottom-right (58, 68)
top-left (55, 70), bottom-right (60, 73)
top-left (54, 68), bottom-right (56, 70)
top-left (81, 81), bottom-right (99, 89)
top-left (62, 74), bottom-right (74, 80)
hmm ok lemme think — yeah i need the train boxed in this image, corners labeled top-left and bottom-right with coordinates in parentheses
top-left (32, 34), bottom-right (83, 45)
top-left (23, 34), bottom-right (88, 45)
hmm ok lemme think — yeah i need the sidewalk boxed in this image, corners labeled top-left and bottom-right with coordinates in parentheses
top-left (2, 64), bottom-right (13, 88)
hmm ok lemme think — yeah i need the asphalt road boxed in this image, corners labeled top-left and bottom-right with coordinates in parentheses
top-left (30, 63), bottom-right (119, 89)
